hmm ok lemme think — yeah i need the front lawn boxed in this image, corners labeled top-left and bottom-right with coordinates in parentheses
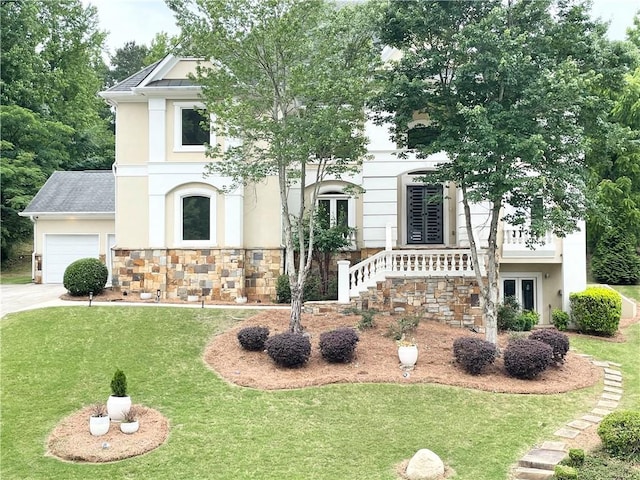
top-left (1, 306), bottom-right (637, 479)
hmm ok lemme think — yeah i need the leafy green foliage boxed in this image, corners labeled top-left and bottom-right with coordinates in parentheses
top-left (264, 332), bottom-right (311, 368)
top-left (356, 309), bottom-right (376, 331)
top-left (275, 274), bottom-right (291, 303)
top-left (274, 272), bottom-right (326, 303)
top-left (319, 328), bottom-right (359, 363)
top-left (563, 452), bottom-right (640, 480)
top-left (385, 316), bottom-right (420, 341)
top-left (237, 326), bottom-right (270, 351)
top-left (110, 369), bottom-right (128, 397)
top-left (497, 296), bottom-right (520, 331)
top-left (529, 329), bottom-right (570, 364)
top-left (591, 228), bottom-right (640, 285)
top-left (570, 287), bottom-right (622, 336)
top-left (62, 258), bottom-right (108, 296)
top-left (553, 464), bottom-right (578, 480)
top-left (518, 311), bottom-right (539, 332)
top-left (568, 449), bottom-right (585, 467)
top-left (503, 339), bottom-right (553, 380)
top-left (597, 410), bottom-right (640, 461)
top-left (552, 309), bottom-right (570, 331)
top-left (452, 337), bottom-right (497, 375)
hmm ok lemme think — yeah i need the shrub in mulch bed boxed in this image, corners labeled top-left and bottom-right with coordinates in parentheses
top-left (529, 329), bottom-right (570, 364)
top-left (237, 326), bottom-right (270, 351)
top-left (503, 338), bottom-right (553, 379)
top-left (319, 328), bottom-right (359, 363)
top-left (265, 332), bottom-right (311, 368)
top-left (452, 336), bottom-right (497, 375)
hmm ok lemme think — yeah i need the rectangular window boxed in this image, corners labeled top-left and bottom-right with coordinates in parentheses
top-left (502, 277), bottom-right (537, 311)
top-left (181, 109), bottom-right (209, 146)
top-left (182, 196), bottom-right (210, 241)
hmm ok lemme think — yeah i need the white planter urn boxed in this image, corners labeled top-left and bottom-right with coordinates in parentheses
top-left (140, 292), bottom-right (153, 300)
top-left (120, 420), bottom-right (139, 434)
top-left (107, 395), bottom-right (131, 422)
top-left (187, 295), bottom-right (199, 302)
top-left (89, 415), bottom-right (110, 436)
top-left (398, 345), bottom-right (419, 367)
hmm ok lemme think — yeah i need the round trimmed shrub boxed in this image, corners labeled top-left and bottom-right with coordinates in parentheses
top-left (319, 328), bottom-right (359, 363)
top-left (503, 338), bottom-right (553, 379)
top-left (265, 332), bottom-right (311, 368)
top-left (237, 326), bottom-right (270, 351)
top-left (452, 336), bottom-right (497, 375)
top-left (551, 309), bottom-right (569, 331)
top-left (529, 329), bottom-right (570, 364)
top-left (597, 410), bottom-right (640, 460)
top-left (63, 257), bottom-right (108, 296)
top-left (570, 287), bottom-right (621, 336)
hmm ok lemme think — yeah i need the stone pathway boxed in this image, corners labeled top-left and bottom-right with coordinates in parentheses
top-left (512, 356), bottom-right (624, 480)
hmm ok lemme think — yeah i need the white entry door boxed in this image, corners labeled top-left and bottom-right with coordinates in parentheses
top-left (44, 234), bottom-right (100, 283)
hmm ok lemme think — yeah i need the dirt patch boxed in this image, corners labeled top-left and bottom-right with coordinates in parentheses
top-left (204, 310), bottom-right (601, 394)
top-left (47, 405), bottom-right (168, 463)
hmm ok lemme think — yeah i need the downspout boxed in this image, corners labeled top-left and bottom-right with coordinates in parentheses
top-left (28, 215), bottom-right (36, 282)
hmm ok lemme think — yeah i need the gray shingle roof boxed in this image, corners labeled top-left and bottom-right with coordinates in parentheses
top-left (22, 171), bottom-right (115, 215)
top-left (104, 60), bottom-right (162, 92)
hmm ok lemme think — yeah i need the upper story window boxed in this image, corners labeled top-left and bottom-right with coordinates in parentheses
top-left (174, 187), bottom-right (217, 246)
top-left (174, 102), bottom-right (215, 152)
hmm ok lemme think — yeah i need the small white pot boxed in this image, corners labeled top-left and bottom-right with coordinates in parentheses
top-left (120, 420), bottom-right (139, 434)
top-left (107, 395), bottom-right (131, 422)
top-left (89, 415), bottom-right (110, 436)
top-left (398, 345), bottom-right (419, 367)
top-left (187, 295), bottom-right (199, 302)
top-left (140, 292), bottom-right (153, 300)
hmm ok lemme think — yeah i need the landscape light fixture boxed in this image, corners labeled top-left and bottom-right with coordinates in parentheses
top-left (89, 291), bottom-right (93, 307)
top-left (156, 289), bottom-right (161, 303)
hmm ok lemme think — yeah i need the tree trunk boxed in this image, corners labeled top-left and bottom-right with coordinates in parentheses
top-left (289, 284), bottom-right (304, 333)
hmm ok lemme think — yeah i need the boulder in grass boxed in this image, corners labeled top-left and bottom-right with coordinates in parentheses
top-left (406, 449), bottom-right (445, 480)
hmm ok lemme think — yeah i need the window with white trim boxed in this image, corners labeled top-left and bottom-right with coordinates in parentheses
top-left (500, 273), bottom-right (542, 313)
top-left (173, 102), bottom-right (215, 152)
top-left (175, 189), bottom-right (217, 246)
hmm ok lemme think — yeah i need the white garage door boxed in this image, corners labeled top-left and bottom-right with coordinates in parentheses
top-left (44, 235), bottom-right (100, 284)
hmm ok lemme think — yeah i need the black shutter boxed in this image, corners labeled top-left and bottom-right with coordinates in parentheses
top-left (407, 185), bottom-right (443, 245)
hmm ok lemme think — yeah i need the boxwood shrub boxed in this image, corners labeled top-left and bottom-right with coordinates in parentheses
top-left (319, 328), bottom-right (359, 363)
top-left (552, 309), bottom-right (570, 331)
top-left (597, 410), bottom-right (640, 461)
top-left (452, 336), bottom-right (497, 375)
top-left (63, 257), bottom-right (108, 296)
top-left (503, 338), bottom-right (553, 379)
top-left (237, 326), bottom-right (270, 351)
top-left (570, 287), bottom-right (621, 336)
top-left (265, 332), bottom-right (311, 368)
top-left (529, 329), bottom-right (570, 364)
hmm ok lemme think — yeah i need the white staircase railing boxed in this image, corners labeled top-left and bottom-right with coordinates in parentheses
top-left (337, 249), bottom-right (484, 302)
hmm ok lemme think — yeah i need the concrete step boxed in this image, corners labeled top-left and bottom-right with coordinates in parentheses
top-left (519, 448), bottom-right (567, 470)
top-left (513, 466), bottom-right (556, 480)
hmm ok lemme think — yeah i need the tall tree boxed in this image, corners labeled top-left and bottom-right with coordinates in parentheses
top-left (375, 0), bottom-right (627, 345)
top-left (105, 41), bottom-right (150, 87)
top-left (168, 0), bottom-right (379, 332)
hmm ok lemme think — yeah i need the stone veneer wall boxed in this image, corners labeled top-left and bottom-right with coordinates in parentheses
top-left (355, 275), bottom-right (484, 327)
top-left (111, 248), bottom-right (282, 302)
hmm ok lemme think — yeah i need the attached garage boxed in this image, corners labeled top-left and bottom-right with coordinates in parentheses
top-left (43, 234), bottom-right (100, 283)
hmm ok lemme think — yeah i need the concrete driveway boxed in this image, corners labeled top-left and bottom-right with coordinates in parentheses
top-left (0, 284), bottom-right (68, 318)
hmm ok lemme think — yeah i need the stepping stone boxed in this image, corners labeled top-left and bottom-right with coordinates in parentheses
top-left (592, 360), bottom-right (610, 367)
top-left (605, 374), bottom-right (623, 382)
top-left (602, 392), bottom-right (622, 401)
top-left (597, 400), bottom-right (618, 409)
top-left (609, 361), bottom-right (622, 367)
top-left (604, 379), bottom-right (623, 388)
top-left (604, 368), bottom-right (622, 376)
top-left (567, 419), bottom-right (592, 430)
top-left (604, 386), bottom-right (623, 394)
top-left (582, 414), bottom-right (603, 423)
top-left (577, 353), bottom-right (592, 358)
top-left (539, 441), bottom-right (567, 451)
top-left (514, 466), bottom-right (555, 480)
top-left (519, 448), bottom-right (567, 470)
top-left (592, 408), bottom-right (612, 416)
top-left (554, 427), bottom-right (580, 439)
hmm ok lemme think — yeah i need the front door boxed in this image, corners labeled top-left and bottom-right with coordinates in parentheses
top-left (407, 184), bottom-right (443, 244)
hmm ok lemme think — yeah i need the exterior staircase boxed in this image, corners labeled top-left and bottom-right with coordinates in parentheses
top-left (513, 441), bottom-right (567, 479)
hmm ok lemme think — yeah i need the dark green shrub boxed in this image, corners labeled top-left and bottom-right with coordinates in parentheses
top-left (265, 333), bottom-right (311, 368)
top-left (357, 309), bottom-right (376, 330)
top-left (568, 452), bottom-right (640, 479)
top-left (237, 326), bottom-right (270, 351)
top-left (319, 328), bottom-right (359, 363)
top-left (570, 287), bottom-right (621, 336)
top-left (568, 448), bottom-right (585, 467)
top-left (591, 228), bottom-right (640, 285)
top-left (110, 369), bottom-right (127, 397)
top-left (275, 273), bottom-right (323, 303)
top-left (529, 329), bottom-right (570, 364)
top-left (63, 257), bottom-right (108, 296)
top-left (276, 275), bottom-right (291, 303)
top-left (503, 339), bottom-right (553, 379)
top-left (497, 296), bottom-right (520, 330)
top-left (385, 316), bottom-right (420, 341)
top-left (553, 464), bottom-right (578, 480)
top-left (518, 310), bottom-right (539, 331)
top-left (597, 410), bottom-right (640, 460)
top-left (552, 309), bottom-right (569, 331)
top-left (452, 337), bottom-right (497, 375)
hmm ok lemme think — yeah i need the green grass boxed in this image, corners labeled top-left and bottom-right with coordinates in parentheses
top-left (610, 285), bottom-right (640, 302)
top-left (0, 257), bottom-right (32, 284)
top-left (1, 307), bottom-right (637, 480)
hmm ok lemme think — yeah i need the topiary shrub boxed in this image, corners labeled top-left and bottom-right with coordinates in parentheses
top-left (319, 328), bottom-right (359, 363)
top-left (529, 329), bottom-right (570, 364)
top-left (497, 296), bottom-right (520, 331)
top-left (553, 464), bottom-right (578, 480)
top-left (570, 287), bottom-right (621, 336)
top-left (597, 410), bottom-right (640, 461)
top-left (552, 309), bottom-right (570, 331)
top-left (265, 332), bottom-right (311, 368)
top-left (591, 228), bottom-right (640, 285)
top-left (452, 337), bottom-right (497, 375)
top-left (110, 369), bottom-right (127, 397)
top-left (237, 326), bottom-right (270, 351)
top-left (503, 339), bottom-right (553, 379)
top-left (63, 257), bottom-right (108, 296)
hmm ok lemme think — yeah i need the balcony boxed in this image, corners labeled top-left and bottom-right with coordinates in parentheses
top-left (501, 227), bottom-right (559, 261)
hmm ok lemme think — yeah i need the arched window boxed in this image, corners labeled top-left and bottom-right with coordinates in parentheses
top-left (318, 190), bottom-right (350, 229)
top-left (174, 188), bottom-right (217, 246)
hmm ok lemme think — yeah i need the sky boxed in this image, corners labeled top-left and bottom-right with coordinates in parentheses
top-left (85, 0), bottom-right (639, 56)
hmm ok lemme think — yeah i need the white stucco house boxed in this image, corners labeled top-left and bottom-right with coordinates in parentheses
top-left (21, 55), bottom-right (586, 325)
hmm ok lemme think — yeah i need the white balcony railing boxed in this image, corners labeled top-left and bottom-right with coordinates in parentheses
top-left (502, 228), bottom-right (556, 258)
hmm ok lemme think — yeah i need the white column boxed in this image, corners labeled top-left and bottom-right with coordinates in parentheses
top-left (385, 223), bottom-right (393, 251)
top-left (148, 194), bottom-right (165, 247)
top-left (148, 98), bottom-right (166, 163)
top-left (561, 220), bottom-right (587, 312)
top-left (337, 260), bottom-right (351, 303)
top-left (224, 186), bottom-right (244, 246)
